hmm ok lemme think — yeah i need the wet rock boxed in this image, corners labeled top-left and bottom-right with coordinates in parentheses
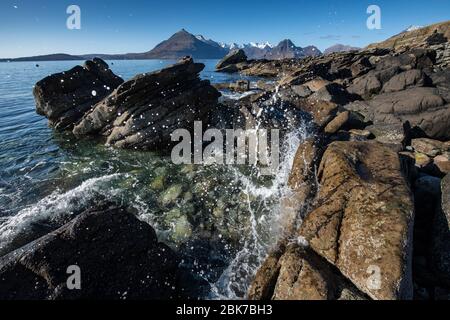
top-left (299, 141), bottom-right (415, 300)
top-left (160, 184), bottom-right (184, 206)
top-left (165, 208), bottom-right (193, 243)
top-left (73, 57), bottom-right (221, 150)
top-left (0, 205), bottom-right (181, 300)
top-left (34, 58), bottom-right (124, 130)
top-left (216, 49), bottom-right (248, 72)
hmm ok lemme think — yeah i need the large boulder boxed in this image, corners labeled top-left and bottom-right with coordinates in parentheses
top-left (34, 58), bottom-right (124, 130)
top-left (73, 57), bottom-right (221, 150)
top-left (299, 141), bottom-right (415, 300)
top-left (0, 205), bottom-right (181, 300)
top-left (215, 49), bottom-right (248, 72)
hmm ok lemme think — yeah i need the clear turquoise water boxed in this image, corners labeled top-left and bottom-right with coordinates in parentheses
top-left (0, 59), bottom-right (309, 299)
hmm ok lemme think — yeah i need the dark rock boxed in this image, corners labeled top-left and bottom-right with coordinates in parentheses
top-left (426, 33), bottom-right (448, 46)
top-left (309, 83), bottom-right (356, 105)
top-left (382, 69), bottom-right (429, 93)
top-left (430, 69), bottom-right (450, 102)
top-left (73, 57), bottom-right (221, 150)
top-left (367, 87), bottom-right (450, 140)
top-left (216, 49), bottom-right (247, 72)
top-left (347, 67), bottom-right (400, 99)
top-left (0, 205), bottom-right (182, 300)
top-left (432, 174), bottom-right (450, 286)
top-left (34, 58), bottom-right (124, 130)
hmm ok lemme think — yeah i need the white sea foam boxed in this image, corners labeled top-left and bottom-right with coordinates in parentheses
top-left (209, 90), bottom-right (314, 299)
top-left (0, 174), bottom-right (125, 254)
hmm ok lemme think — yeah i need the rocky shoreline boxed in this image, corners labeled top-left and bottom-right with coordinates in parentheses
top-left (0, 22), bottom-right (449, 300)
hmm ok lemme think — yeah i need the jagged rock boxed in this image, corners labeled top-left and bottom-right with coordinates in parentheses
top-left (215, 49), bottom-right (248, 72)
top-left (0, 205), bottom-right (181, 300)
top-left (299, 141), bottom-right (415, 300)
top-left (73, 57), bottom-right (220, 150)
top-left (34, 58), bottom-right (124, 130)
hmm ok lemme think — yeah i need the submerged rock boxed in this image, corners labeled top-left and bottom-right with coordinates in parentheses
top-left (34, 58), bottom-right (124, 130)
top-left (0, 204), bottom-right (181, 300)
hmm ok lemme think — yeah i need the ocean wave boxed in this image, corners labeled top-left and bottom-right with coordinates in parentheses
top-left (0, 174), bottom-right (125, 257)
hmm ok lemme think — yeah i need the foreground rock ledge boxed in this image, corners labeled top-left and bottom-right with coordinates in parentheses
top-left (0, 205), bottom-right (181, 300)
top-left (299, 141), bottom-right (415, 300)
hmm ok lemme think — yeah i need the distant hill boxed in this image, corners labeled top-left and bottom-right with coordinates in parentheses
top-left (324, 44), bottom-right (361, 55)
top-left (0, 53), bottom-right (84, 62)
top-left (366, 20), bottom-right (450, 50)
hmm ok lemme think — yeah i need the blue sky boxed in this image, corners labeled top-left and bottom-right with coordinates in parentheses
top-left (0, 0), bottom-right (449, 58)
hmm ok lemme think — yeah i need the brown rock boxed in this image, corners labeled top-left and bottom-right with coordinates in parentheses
top-left (299, 141), bottom-right (415, 300)
top-left (412, 138), bottom-right (450, 157)
top-left (324, 111), bottom-right (350, 134)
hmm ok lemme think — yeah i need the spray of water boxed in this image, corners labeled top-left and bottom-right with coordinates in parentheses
top-left (209, 89), bottom-right (314, 299)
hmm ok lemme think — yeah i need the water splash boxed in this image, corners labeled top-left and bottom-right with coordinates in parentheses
top-left (0, 174), bottom-right (126, 256)
top-left (209, 103), bottom-right (314, 299)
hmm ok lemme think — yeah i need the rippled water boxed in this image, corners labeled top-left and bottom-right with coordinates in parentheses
top-left (0, 59), bottom-right (311, 299)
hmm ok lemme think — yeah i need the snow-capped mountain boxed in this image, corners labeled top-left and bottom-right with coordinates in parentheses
top-left (404, 25), bottom-right (424, 33)
top-left (174, 31), bottom-right (322, 60)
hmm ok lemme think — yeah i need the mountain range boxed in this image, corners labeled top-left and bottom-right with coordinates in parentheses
top-left (323, 44), bottom-right (361, 55)
top-left (1, 29), bottom-right (355, 62)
